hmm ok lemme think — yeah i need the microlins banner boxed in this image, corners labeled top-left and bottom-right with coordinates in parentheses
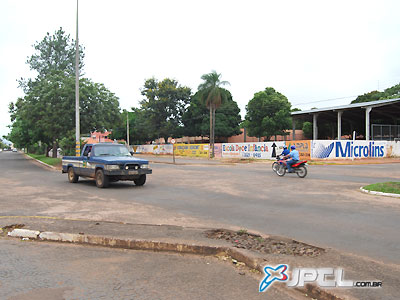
top-left (311, 140), bottom-right (388, 159)
top-left (222, 142), bottom-right (285, 159)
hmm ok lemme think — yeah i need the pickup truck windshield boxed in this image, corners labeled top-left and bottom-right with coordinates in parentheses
top-left (94, 145), bottom-right (131, 157)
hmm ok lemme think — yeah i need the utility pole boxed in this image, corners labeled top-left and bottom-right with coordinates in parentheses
top-left (127, 111), bottom-right (130, 146)
top-left (75, 0), bottom-right (80, 156)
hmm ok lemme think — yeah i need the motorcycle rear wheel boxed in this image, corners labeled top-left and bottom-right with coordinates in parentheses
top-left (296, 166), bottom-right (307, 178)
top-left (276, 164), bottom-right (286, 176)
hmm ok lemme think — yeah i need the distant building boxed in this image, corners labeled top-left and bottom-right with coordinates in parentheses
top-left (83, 131), bottom-right (126, 145)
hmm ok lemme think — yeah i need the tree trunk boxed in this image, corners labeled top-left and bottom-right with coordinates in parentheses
top-left (209, 105), bottom-right (213, 158)
top-left (212, 104), bottom-right (216, 157)
top-left (46, 145), bottom-right (51, 157)
top-left (52, 141), bottom-right (57, 158)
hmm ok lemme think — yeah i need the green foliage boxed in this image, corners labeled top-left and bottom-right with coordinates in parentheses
top-left (351, 83), bottom-right (400, 103)
top-left (198, 71), bottom-right (230, 156)
top-left (110, 109), bottom-right (154, 145)
top-left (9, 75), bottom-right (120, 150)
top-left (139, 78), bottom-right (191, 143)
top-left (351, 90), bottom-right (382, 104)
top-left (245, 87), bottom-right (292, 140)
top-left (0, 138), bottom-right (7, 149)
top-left (182, 91), bottom-right (241, 140)
top-left (8, 28), bottom-right (121, 156)
top-left (198, 71), bottom-right (230, 109)
top-left (302, 121), bottom-right (313, 139)
top-left (27, 27), bottom-right (84, 78)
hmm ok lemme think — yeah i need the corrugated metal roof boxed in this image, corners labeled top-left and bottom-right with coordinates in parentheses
top-left (291, 98), bottom-right (400, 115)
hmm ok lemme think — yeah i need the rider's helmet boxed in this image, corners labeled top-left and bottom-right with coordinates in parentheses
top-left (283, 146), bottom-right (287, 149)
top-left (290, 145), bottom-right (296, 150)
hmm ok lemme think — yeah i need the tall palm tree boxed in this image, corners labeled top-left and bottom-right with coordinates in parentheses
top-left (198, 71), bottom-right (230, 158)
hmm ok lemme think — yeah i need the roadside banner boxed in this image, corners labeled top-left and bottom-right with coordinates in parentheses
top-left (174, 144), bottom-right (209, 157)
top-left (136, 144), bottom-right (173, 155)
top-left (214, 143), bottom-right (222, 158)
top-left (286, 140), bottom-right (311, 160)
top-left (222, 142), bottom-right (285, 159)
top-left (311, 140), bottom-right (387, 159)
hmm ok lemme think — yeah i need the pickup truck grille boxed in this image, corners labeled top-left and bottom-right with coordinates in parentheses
top-left (124, 164), bottom-right (140, 170)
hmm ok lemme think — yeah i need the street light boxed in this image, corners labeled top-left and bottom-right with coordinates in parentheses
top-left (75, 0), bottom-right (80, 156)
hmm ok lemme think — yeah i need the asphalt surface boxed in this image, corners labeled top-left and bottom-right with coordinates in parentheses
top-left (1, 151), bottom-right (399, 266)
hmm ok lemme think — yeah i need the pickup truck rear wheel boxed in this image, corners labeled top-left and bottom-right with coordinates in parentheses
top-left (133, 174), bottom-right (146, 186)
top-left (96, 169), bottom-right (109, 188)
top-left (68, 167), bottom-right (79, 183)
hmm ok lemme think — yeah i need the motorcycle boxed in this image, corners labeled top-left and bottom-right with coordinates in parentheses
top-left (275, 160), bottom-right (308, 178)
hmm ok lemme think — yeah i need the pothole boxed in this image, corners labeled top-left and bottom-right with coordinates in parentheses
top-left (205, 229), bottom-right (323, 257)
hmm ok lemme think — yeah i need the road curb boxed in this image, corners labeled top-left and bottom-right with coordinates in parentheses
top-left (360, 187), bottom-right (400, 198)
top-left (6, 228), bottom-right (344, 300)
top-left (23, 153), bottom-right (57, 170)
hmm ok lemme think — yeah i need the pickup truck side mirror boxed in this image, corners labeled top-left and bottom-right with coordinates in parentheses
top-left (130, 151), bottom-right (134, 156)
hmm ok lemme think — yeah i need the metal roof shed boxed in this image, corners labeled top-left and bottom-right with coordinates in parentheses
top-left (291, 98), bottom-right (400, 140)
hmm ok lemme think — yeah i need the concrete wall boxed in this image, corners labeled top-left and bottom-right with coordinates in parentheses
top-left (133, 140), bottom-right (400, 160)
top-left (387, 141), bottom-right (400, 157)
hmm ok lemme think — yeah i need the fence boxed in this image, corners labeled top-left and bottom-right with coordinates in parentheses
top-left (371, 124), bottom-right (400, 141)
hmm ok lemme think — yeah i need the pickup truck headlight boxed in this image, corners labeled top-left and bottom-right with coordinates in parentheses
top-left (141, 164), bottom-right (149, 169)
top-left (105, 164), bottom-right (120, 170)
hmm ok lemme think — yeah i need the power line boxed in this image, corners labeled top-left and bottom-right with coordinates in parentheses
top-left (292, 95), bottom-right (358, 106)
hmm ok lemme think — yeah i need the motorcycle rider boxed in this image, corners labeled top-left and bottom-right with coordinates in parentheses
top-left (284, 145), bottom-right (300, 173)
top-left (281, 145), bottom-right (290, 156)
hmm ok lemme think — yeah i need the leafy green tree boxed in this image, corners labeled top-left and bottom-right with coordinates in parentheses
top-left (8, 28), bottom-right (120, 157)
top-left (110, 109), bottom-right (155, 145)
top-left (0, 138), bottom-right (7, 149)
top-left (139, 78), bottom-right (191, 143)
top-left (351, 83), bottom-right (400, 104)
top-left (198, 71), bottom-right (230, 157)
top-left (27, 27), bottom-right (84, 78)
top-left (182, 91), bottom-right (241, 141)
top-left (9, 74), bottom-right (120, 157)
top-left (302, 121), bottom-right (313, 139)
top-left (351, 90), bottom-right (382, 104)
top-left (245, 87), bottom-right (292, 140)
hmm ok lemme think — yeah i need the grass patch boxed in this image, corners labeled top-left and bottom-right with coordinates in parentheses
top-left (27, 153), bottom-right (61, 166)
top-left (363, 182), bottom-right (400, 194)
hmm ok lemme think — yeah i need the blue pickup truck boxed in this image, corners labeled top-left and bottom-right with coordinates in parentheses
top-left (62, 143), bottom-right (152, 188)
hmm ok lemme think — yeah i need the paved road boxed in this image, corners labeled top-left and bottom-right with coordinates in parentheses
top-left (1, 152), bottom-right (399, 266)
top-left (1, 238), bottom-right (298, 300)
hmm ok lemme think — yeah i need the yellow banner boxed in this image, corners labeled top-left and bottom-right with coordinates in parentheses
top-left (286, 140), bottom-right (311, 161)
top-left (174, 144), bottom-right (209, 157)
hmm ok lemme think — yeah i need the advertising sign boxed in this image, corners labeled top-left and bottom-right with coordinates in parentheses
top-left (286, 140), bottom-right (311, 160)
top-left (214, 143), bottom-right (222, 158)
top-left (311, 140), bottom-right (387, 159)
top-left (222, 142), bottom-right (285, 159)
top-left (174, 144), bottom-right (209, 157)
top-left (136, 144), bottom-right (173, 155)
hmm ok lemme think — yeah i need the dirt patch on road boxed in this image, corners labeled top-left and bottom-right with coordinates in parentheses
top-left (205, 229), bottom-right (323, 257)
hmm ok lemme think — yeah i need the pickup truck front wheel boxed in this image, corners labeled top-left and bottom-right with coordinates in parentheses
top-left (68, 167), bottom-right (79, 183)
top-left (96, 169), bottom-right (109, 188)
top-left (133, 174), bottom-right (146, 186)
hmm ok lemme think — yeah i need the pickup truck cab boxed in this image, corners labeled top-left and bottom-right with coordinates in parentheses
top-left (62, 143), bottom-right (152, 188)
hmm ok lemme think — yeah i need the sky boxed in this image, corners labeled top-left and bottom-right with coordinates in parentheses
top-left (1, 0), bottom-right (400, 138)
